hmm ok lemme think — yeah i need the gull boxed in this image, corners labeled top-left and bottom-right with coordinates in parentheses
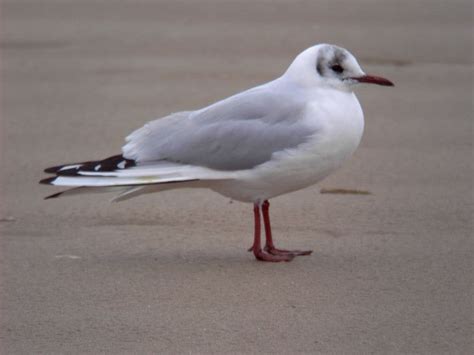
top-left (41, 44), bottom-right (393, 262)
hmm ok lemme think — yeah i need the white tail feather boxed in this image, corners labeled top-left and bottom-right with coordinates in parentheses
top-left (49, 163), bottom-right (233, 187)
top-left (45, 186), bottom-right (129, 199)
top-left (50, 175), bottom-right (196, 187)
top-left (47, 180), bottom-right (206, 201)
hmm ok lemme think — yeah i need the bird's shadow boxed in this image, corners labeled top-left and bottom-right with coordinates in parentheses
top-left (92, 249), bottom-right (314, 272)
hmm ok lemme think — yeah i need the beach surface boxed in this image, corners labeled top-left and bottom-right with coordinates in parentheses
top-left (1, 0), bottom-right (472, 353)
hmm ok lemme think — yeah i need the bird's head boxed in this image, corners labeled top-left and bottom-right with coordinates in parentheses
top-left (284, 44), bottom-right (394, 90)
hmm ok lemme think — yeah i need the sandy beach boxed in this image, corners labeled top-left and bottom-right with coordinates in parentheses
top-left (1, 0), bottom-right (472, 353)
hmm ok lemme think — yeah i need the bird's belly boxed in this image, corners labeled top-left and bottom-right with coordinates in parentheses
top-left (212, 119), bottom-right (364, 202)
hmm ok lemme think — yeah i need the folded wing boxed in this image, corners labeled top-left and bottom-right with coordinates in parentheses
top-left (122, 84), bottom-right (317, 171)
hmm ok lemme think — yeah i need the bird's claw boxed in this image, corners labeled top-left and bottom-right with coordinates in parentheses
top-left (264, 246), bottom-right (313, 257)
top-left (253, 249), bottom-right (295, 262)
top-left (247, 245), bottom-right (312, 261)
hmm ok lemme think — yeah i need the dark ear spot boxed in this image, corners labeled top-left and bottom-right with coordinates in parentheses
top-left (316, 46), bottom-right (347, 77)
top-left (316, 56), bottom-right (324, 76)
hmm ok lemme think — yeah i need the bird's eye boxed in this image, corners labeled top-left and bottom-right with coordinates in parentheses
top-left (331, 64), bottom-right (344, 73)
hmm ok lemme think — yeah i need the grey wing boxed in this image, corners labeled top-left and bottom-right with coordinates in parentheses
top-left (122, 86), bottom-right (318, 170)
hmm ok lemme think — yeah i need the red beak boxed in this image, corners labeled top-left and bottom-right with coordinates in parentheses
top-left (352, 74), bottom-right (394, 87)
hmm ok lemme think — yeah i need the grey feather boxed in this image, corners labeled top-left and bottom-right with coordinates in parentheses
top-left (122, 82), bottom-right (319, 171)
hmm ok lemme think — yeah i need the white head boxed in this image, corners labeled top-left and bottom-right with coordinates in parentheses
top-left (284, 44), bottom-right (393, 90)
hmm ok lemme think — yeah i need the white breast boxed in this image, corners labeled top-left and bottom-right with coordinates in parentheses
top-left (212, 89), bottom-right (365, 203)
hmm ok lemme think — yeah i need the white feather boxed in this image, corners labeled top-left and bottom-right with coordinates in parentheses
top-left (51, 175), bottom-right (194, 187)
top-left (59, 164), bottom-right (82, 171)
top-left (73, 162), bottom-right (234, 179)
top-left (50, 162), bottom-right (234, 187)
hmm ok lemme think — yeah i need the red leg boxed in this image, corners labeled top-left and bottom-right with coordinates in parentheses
top-left (261, 200), bottom-right (312, 257)
top-left (249, 203), bottom-right (294, 262)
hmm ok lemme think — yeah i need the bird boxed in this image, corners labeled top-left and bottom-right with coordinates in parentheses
top-left (40, 43), bottom-right (394, 262)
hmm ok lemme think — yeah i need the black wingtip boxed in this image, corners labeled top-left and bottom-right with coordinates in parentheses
top-left (56, 168), bottom-right (81, 176)
top-left (44, 191), bottom-right (63, 200)
top-left (45, 165), bottom-right (81, 175)
top-left (39, 177), bottom-right (56, 185)
top-left (43, 154), bottom-right (136, 176)
top-left (44, 166), bottom-right (62, 174)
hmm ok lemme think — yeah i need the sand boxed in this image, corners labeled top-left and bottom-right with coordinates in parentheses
top-left (1, 0), bottom-right (472, 353)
